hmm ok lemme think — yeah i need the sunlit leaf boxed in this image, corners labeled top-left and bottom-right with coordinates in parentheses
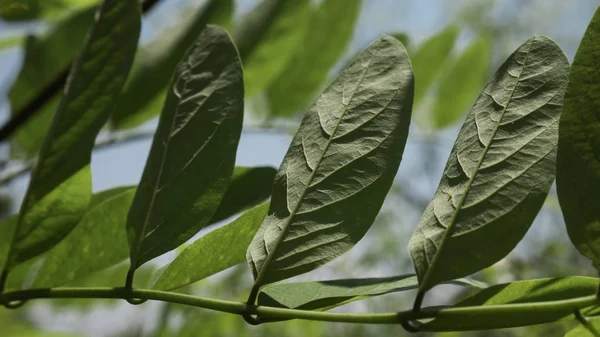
top-left (408, 36), bottom-right (569, 292)
top-left (9, 6), bottom-right (96, 158)
top-left (33, 187), bottom-right (135, 288)
top-left (422, 277), bottom-right (599, 331)
top-left (111, 0), bottom-right (233, 129)
top-left (3, 0), bottom-right (141, 271)
top-left (266, 0), bottom-right (360, 117)
top-left (556, 7), bottom-right (600, 272)
top-left (126, 26), bottom-right (244, 271)
top-left (152, 203), bottom-right (269, 291)
top-left (258, 275), bottom-right (486, 311)
top-left (246, 35), bottom-right (414, 287)
top-left (429, 35), bottom-right (491, 129)
top-left (241, 0), bottom-right (310, 96)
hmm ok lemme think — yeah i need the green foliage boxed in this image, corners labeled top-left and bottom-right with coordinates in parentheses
top-left (423, 277), bottom-right (599, 331)
top-left (1, 2), bottom-right (600, 336)
top-left (556, 6), bottom-right (600, 272)
top-left (409, 36), bottom-right (569, 292)
top-left (265, 0), bottom-right (360, 117)
top-left (258, 275), bottom-right (485, 311)
top-left (246, 35), bottom-right (414, 288)
top-left (125, 25), bottom-right (244, 271)
top-left (153, 203), bottom-right (269, 291)
top-left (9, 6), bottom-right (95, 157)
top-left (111, 0), bottom-right (233, 129)
top-left (3, 0), bottom-right (141, 270)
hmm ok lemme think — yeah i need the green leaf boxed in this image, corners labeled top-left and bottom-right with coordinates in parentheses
top-left (231, 0), bottom-right (282, 61)
top-left (246, 35), bottom-right (414, 287)
top-left (429, 36), bottom-right (491, 129)
top-left (210, 166), bottom-right (276, 223)
top-left (265, 0), bottom-right (360, 117)
top-left (126, 25), bottom-right (244, 271)
top-left (392, 33), bottom-right (410, 50)
top-left (565, 318), bottom-right (600, 337)
top-left (9, 6), bottom-right (96, 158)
top-left (411, 26), bottom-right (458, 108)
top-left (241, 0), bottom-right (310, 96)
top-left (258, 275), bottom-right (486, 311)
top-left (111, 0), bottom-right (233, 129)
top-left (422, 277), bottom-right (599, 331)
top-left (0, 34), bottom-right (24, 51)
top-left (556, 7), bottom-right (600, 272)
top-left (0, 0), bottom-right (97, 21)
top-left (0, 216), bottom-right (17, 272)
top-left (152, 202), bottom-right (269, 291)
top-left (4, 0), bottom-right (141, 270)
top-left (33, 187), bottom-right (136, 288)
top-left (408, 36), bottom-right (569, 292)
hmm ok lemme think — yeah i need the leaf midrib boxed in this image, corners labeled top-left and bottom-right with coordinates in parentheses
top-left (251, 50), bottom-right (378, 287)
top-left (418, 39), bottom-right (535, 292)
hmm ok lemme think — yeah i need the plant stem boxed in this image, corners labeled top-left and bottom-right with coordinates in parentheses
top-left (575, 308), bottom-right (600, 337)
top-left (1, 287), bottom-right (598, 328)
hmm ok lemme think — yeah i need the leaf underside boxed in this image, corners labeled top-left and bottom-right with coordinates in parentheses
top-left (246, 35), bottom-right (414, 285)
top-left (408, 35), bottom-right (569, 290)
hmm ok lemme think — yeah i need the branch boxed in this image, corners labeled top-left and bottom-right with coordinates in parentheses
top-left (0, 0), bottom-right (165, 144)
top-left (0, 287), bottom-right (597, 328)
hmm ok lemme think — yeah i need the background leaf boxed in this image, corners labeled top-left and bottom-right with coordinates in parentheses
top-left (8, 6), bottom-right (96, 158)
top-left (422, 277), bottom-right (599, 331)
top-left (126, 25), bottom-right (244, 270)
top-left (246, 35), bottom-right (414, 287)
top-left (242, 0), bottom-right (310, 96)
top-left (429, 35), bottom-right (491, 129)
top-left (565, 318), bottom-right (600, 337)
top-left (33, 187), bottom-right (135, 288)
top-left (111, 0), bottom-right (233, 130)
top-left (408, 36), bottom-right (569, 291)
top-left (4, 0), bottom-right (141, 270)
top-left (0, 0), bottom-right (97, 21)
top-left (210, 166), bottom-right (276, 224)
top-left (265, 0), bottom-right (360, 117)
top-left (153, 203), bottom-right (269, 291)
top-left (0, 216), bottom-right (17, 272)
top-left (258, 275), bottom-right (485, 311)
top-left (556, 6), bottom-right (600, 272)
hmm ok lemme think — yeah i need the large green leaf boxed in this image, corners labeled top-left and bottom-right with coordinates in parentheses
top-left (211, 166), bottom-right (276, 223)
top-left (126, 26), bottom-right (244, 271)
top-left (408, 36), bottom-right (569, 293)
top-left (265, 0), bottom-right (360, 117)
top-left (556, 7), bottom-right (600, 272)
top-left (565, 318), bottom-right (600, 337)
top-left (153, 202), bottom-right (269, 291)
top-left (246, 35), bottom-right (414, 289)
top-left (0, 216), bottom-right (17, 272)
top-left (241, 0), bottom-right (310, 96)
top-left (411, 26), bottom-right (458, 109)
top-left (33, 187), bottom-right (135, 288)
top-left (429, 36), bottom-right (491, 129)
top-left (422, 277), bottom-right (599, 331)
top-left (258, 275), bottom-right (486, 311)
top-left (111, 0), bottom-right (233, 129)
top-left (0, 0), bottom-right (97, 21)
top-left (9, 6), bottom-right (96, 158)
top-left (3, 0), bottom-right (141, 271)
